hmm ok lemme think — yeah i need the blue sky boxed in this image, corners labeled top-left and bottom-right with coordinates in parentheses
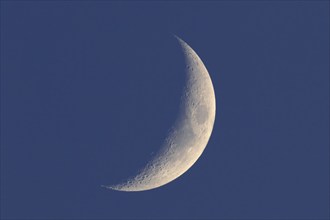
top-left (1, 1), bottom-right (329, 219)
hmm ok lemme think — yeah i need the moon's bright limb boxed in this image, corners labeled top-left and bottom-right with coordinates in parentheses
top-left (104, 36), bottom-right (216, 192)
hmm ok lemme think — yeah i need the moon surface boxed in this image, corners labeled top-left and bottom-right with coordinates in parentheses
top-left (104, 36), bottom-right (216, 192)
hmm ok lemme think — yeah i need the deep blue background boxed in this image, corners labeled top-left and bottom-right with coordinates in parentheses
top-left (1, 1), bottom-right (329, 219)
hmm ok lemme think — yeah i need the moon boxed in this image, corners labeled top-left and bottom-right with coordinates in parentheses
top-left (103, 36), bottom-right (216, 192)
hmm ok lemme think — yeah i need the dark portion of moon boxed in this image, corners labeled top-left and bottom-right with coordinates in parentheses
top-left (195, 104), bottom-right (209, 124)
top-left (103, 36), bottom-right (216, 191)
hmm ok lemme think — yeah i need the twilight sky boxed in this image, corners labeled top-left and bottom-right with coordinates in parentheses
top-left (1, 1), bottom-right (329, 219)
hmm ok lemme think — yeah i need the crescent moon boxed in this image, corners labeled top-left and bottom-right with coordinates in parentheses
top-left (104, 36), bottom-right (216, 192)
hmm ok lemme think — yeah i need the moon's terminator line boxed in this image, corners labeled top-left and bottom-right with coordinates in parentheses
top-left (103, 36), bottom-right (216, 192)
